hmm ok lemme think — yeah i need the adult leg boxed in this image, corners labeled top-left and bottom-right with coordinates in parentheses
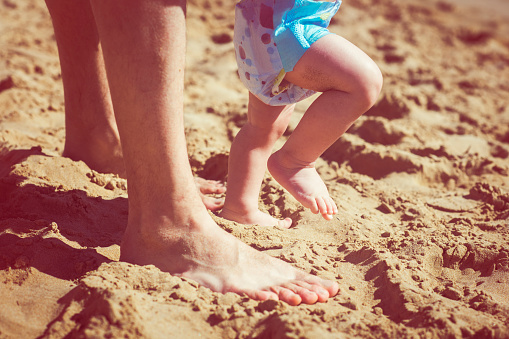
top-left (90, 0), bottom-right (338, 305)
top-left (45, 0), bottom-right (225, 209)
top-left (45, 0), bottom-right (124, 176)
top-left (268, 34), bottom-right (383, 218)
top-left (220, 93), bottom-right (293, 227)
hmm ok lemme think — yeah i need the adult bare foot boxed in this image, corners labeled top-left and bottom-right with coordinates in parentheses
top-left (120, 210), bottom-right (336, 305)
top-left (63, 124), bottom-right (126, 177)
top-left (268, 150), bottom-right (338, 220)
top-left (194, 177), bottom-right (226, 211)
top-left (63, 141), bottom-right (225, 210)
top-left (219, 207), bottom-right (292, 228)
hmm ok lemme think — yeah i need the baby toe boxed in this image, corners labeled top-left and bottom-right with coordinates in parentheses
top-left (278, 217), bottom-right (293, 229)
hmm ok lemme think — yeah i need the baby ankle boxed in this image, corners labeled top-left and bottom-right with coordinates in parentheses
top-left (272, 149), bottom-right (316, 169)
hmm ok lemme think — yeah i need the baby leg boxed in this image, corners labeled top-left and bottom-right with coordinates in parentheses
top-left (268, 34), bottom-right (383, 219)
top-left (220, 93), bottom-right (294, 227)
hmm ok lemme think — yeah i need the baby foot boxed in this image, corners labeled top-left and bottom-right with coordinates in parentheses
top-left (219, 207), bottom-right (292, 228)
top-left (268, 150), bottom-right (338, 220)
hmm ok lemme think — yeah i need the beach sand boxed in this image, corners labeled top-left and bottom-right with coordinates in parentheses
top-left (1, 0), bottom-right (508, 337)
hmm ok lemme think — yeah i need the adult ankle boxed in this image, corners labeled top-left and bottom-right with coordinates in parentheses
top-left (63, 123), bottom-right (124, 175)
top-left (126, 206), bottom-right (217, 247)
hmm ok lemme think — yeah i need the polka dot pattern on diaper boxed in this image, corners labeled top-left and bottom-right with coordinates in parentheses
top-left (259, 4), bottom-right (274, 29)
top-left (261, 33), bottom-right (271, 44)
top-left (238, 45), bottom-right (246, 59)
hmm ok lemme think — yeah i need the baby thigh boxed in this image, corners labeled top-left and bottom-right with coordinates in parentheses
top-left (284, 34), bottom-right (383, 112)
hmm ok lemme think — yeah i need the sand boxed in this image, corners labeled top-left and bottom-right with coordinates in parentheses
top-left (1, 0), bottom-right (508, 337)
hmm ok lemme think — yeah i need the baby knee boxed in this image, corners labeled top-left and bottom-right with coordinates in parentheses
top-left (358, 62), bottom-right (383, 110)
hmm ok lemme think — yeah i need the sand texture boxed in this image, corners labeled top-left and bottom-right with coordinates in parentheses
top-left (1, 0), bottom-right (509, 337)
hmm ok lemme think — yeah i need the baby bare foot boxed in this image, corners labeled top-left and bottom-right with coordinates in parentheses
top-left (120, 212), bottom-right (337, 305)
top-left (219, 207), bottom-right (292, 228)
top-left (268, 150), bottom-right (338, 220)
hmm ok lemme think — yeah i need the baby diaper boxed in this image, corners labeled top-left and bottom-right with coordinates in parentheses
top-left (233, 0), bottom-right (341, 106)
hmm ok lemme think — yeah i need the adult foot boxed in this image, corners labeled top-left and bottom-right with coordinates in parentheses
top-left (194, 177), bottom-right (226, 211)
top-left (268, 150), bottom-right (338, 220)
top-left (120, 211), bottom-right (336, 305)
top-left (219, 207), bottom-right (292, 228)
top-left (63, 124), bottom-right (126, 177)
top-left (63, 136), bottom-right (225, 210)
